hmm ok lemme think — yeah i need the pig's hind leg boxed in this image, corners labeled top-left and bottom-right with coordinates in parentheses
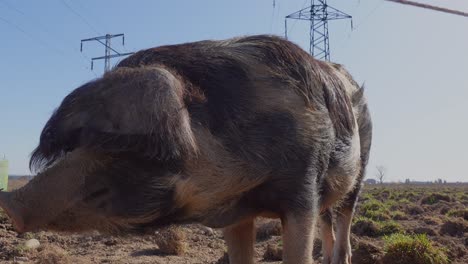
top-left (280, 175), bottom-right (322, 264)
top-left (320, 208), bottom-right (335, 264)
top-left (331, 185), bottom-right (360, 264)
top-left (281, 211), bottom-right (318, 264)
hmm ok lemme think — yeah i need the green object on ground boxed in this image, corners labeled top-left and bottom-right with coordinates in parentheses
top-left (0, 159), bottom-right (8, 191)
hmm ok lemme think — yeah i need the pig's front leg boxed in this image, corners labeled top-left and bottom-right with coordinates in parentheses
top-left (223, 218), bottom-right (255, 264)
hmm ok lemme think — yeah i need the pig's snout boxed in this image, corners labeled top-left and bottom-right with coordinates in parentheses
top-left (0, 190), bottom-right (26, 233)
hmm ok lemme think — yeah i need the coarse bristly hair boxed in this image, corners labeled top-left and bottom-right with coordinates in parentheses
top-left (30, 66), bottom-right (198, 172)
top-left (30, 35), bottom-right (356, 174)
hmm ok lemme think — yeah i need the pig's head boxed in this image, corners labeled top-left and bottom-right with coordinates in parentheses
top-left (0, 149), bottom-right (185, 233)
top-left (0, 67), bottom-right (202, 233)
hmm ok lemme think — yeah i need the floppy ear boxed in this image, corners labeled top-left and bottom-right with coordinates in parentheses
top-left (30, 66), bottom-right (197, 171)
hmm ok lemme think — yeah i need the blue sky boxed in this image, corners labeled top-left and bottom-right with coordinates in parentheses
top-left (0, 0), bottom-right (467, 182)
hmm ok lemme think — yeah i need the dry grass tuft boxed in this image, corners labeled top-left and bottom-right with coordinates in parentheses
top-left (352, 240), bottom-right (383, 264)
top-left (154, 226), bottom-right (187, 255)
top-left (422, 216), bottom-right (443, 225)
top-left (256, 220), bottom-right (282, 241)
top-left (35, 245), bottom-right (71, 264)
top-left (263, 243), bottom-right (282, 261)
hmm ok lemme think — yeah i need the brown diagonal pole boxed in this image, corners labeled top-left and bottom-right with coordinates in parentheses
top-left (385, 0), bottom-right (468, 18)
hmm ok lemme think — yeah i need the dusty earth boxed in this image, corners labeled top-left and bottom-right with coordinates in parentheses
top-left (0, 178), bottom-right (467, 264)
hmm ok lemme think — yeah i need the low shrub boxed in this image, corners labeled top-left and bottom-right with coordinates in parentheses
top-left (379, 221), bottom-right (404, 236)
top-left (440, 219), bottom-right (467, 237)
top-left (391, 211), bottom-right (408, 220)
top-left (446, 209), bottom-right (468, 220)
top-left (406, 205), bottom-right (424, 215)
top-left (352, 217), bottom-right (380, 237)
top-left (363, 208), bottom-right (391, 221)
top-left (422, 216), bottom-right (443, 225)
top-left (352, 217), bottom-right (403, 237)
top-left (382, 234), bottom-right (448, 264)
top-left (360, 199), bottom-right (385, 212)
top-left (421, 193), bottom-right (451, 205)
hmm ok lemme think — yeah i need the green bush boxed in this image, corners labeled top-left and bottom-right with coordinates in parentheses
top-left (382, 234), bottom-right (448, 264)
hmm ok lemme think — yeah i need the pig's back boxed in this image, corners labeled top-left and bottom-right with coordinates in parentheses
top-left (117, 35), bottom-right (356, 172)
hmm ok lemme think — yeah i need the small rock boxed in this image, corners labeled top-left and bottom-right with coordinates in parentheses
top-left (104, 238), bottom-right (118, 246)
top-left (200, 226), bottom-right (214, 236)
top-left (25, 239), bottom-right (40, 249)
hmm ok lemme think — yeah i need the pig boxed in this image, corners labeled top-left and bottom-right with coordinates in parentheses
top-left (0, 35), bottom-right (372, 264)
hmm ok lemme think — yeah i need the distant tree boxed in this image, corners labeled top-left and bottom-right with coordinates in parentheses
top-left (405, 178), bottom-right (411, 184)
top-left (376, 166), bottom-right (386, 184)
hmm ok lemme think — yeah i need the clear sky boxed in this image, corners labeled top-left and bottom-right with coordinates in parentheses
top-left (0, 0), bottom-right (467, 182)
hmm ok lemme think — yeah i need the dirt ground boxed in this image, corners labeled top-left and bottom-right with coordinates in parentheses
top-left (0, 178), bottom-right (467, 263)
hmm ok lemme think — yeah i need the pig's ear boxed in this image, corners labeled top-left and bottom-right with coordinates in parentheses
top-left (30, 67), bottom-right (198, 172)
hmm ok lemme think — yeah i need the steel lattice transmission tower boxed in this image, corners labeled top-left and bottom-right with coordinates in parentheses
top-left (285, 0), bottom-right (352, 61)
top-left (80, 34), bottom-right (134, 73)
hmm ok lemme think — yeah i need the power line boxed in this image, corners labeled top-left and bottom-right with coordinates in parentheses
top-left (0, 15), bottom-right (65, 56)
top-left (1, 0), bottom-right (98, 76)
top-left (0, 0), bottom-right (25, 15)
top-left (69, 0), bottom-right (134, 53)
top-left (334, 1), bottom-right (384, 52)
top-left (353, 0), bottom-right (385, 31)
top-left (385, 0), bottom-right (468, 18)
top-left (57, 0), bottom-right (134, 67)
top-left (285, 0), bottom-right (309, 37)
top-left (59, 0), bottom-right (100, 34)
